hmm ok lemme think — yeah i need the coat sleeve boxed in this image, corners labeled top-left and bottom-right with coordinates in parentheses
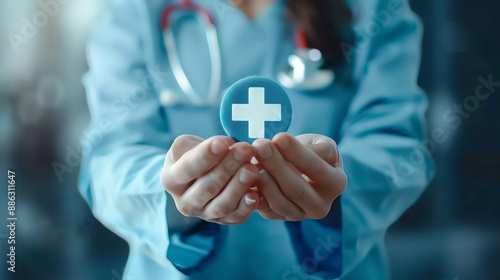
top-left (284, 0), bottom-right (436, 279)
top-left (78, 0), bottom-right (221, 274)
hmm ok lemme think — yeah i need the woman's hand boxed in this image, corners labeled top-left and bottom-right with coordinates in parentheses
top-left (253, 133), bottom-right (347, 221)
top-left (161, 135), bottom-right (261, 225)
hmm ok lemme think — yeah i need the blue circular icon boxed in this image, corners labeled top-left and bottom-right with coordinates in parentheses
top-left (220, 77), bottom-right (292, 143)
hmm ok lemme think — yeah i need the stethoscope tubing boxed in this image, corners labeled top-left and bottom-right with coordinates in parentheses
top-left (160, 0), bottom-right (335, 106)
top-left (161, 0), bottom-right (221, 105)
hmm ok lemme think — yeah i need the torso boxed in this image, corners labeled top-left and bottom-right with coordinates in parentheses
top-left (124, 0), bottom-right (355, 278)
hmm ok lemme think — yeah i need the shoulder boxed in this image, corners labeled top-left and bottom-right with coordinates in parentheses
top-left (344, 0), bottom-right (422, 44)
top-left (94, 0), bottom-right (173, 64)
top-left (342, 0), bottom-right (422, 78)
top-left (100, 0), bottom-right (170, 29)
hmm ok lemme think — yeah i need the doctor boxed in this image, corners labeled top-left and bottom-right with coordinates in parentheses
top-left (79, 0), bottom-right (435, 279)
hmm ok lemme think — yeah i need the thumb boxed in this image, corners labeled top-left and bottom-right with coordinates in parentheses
top-left (296, 134), bottom-right (340, 167)
top-left (169, 135), bottom-right (204, 163)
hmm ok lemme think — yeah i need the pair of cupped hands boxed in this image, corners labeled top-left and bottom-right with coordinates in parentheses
top-left (161, 133), bottom-right (347, 225)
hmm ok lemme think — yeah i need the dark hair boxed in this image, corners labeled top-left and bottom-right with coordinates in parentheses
top-left (287, 0), bottom-right (353, 68)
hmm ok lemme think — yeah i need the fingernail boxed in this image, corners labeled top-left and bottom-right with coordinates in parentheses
top-left (250, 157), bottom-right (259, 165)
top-left (276, 134), bottom-right (290, 150)
top-left (259, 169), bottom-right (270, 183)
top-left (334, 146), bottom-right (340, 167)
top-left (211, 139), bottom-right (227, 155)
top-left (254, 140), bottom-right (272, 158)
top-left (239, 169), bottom-right (255, 184)
top-left (221, 137), bottom-right (235, 146)
top-left (233, 146), bottom-right (251, 161)
top-left (244, 195), bottom-right (256, 205)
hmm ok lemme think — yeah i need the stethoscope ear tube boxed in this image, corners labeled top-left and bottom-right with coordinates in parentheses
top-left (161, 0), bottom-right (221, 106)
top-left (205, 22), bottom-right (222, 105)
top-left (163, 28), bottom-right (201, 105)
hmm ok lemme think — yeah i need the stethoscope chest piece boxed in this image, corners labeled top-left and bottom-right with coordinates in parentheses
top-left (278, 48), bottom-right (335, 91)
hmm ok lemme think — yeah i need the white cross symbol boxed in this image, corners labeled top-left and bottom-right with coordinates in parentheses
top-left (232, 87), bottom-right (282, 139)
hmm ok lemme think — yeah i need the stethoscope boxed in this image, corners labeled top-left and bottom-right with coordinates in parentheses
top-left (160, 0), bottom-right (335, 106)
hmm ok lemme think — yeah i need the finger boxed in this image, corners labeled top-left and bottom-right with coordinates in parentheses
top-left (162, 136), bottom-right (235, 194)
top-left (296, 134), bottom-right (340, 167)
top-left (171, 135), bottom-right (204, 162)
top-left (253, 139), bottom-right (321, 210)
top-left (162, 135), bottom-right (206, 195)
top-left (221, 191), bottom-right (260, 225)
top-left (180, 143), bottom-right (254, 211)
top-left (273, 133), bottom-right (344, 193)
top-left (295, 134), bottom-right (333, 146)
top-left (163, 135), bottom-right (203, 170)
top-left (257, 169), bottom-right (306, 221)
top-left (204, 164), bottom-right (259, 219)
top-left (303, 143), bottom-right (337, 166)
top-left (256, 196), bottom-right (286, 220)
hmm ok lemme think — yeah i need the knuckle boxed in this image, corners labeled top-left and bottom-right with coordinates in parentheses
top-left (208, 170), bottom-right (231, 188)
top-left (330, 171), bottom-right (348, 197)
top-left (212, 203), bottom-right (233, 217)
top-left (310, 206), bottom-right (330, 220)
top-left (231, 209), bottom-right (250, 219)
top-left (223, 160), bottom-right (240, 175)
top-left (177, 204), bottom-right (195, 217)
top-left (160, 170), bottom-right (170, 189)
top-left (270, 204), bottom-right (295, 218)
top-left (197, 183), bottom-right (220, 200)
top-left (200, 147), bottom-right (213, 162)
top-left (161, 169), bottom-right (178, 193)
top-left (308, 161), bottom-right (325, 177)
top-left (258, 211), bottom-right (276, 220)
top-left (226, 219), bottom-right (245, 225)
top-left (284, 186), bottom-right (306, 201)
top-left (173, 164), bottom-right (195, 184)
top-left (264, 161), bottom-right (281, 174)
top-left (257, 207), bottom-right (274, 215)
top-left (233, 142), bottom-right (254, 159)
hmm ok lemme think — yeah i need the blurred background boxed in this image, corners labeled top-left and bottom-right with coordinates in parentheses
top-left (0, 0), bottom-right (499, 279)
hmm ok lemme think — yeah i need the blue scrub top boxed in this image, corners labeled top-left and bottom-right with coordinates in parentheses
top-left (78, 0), bottom-right (435, 279)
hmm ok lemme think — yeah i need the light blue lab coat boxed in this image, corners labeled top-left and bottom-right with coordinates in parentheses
top-left (78, 0), bottom-right (435, 279)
